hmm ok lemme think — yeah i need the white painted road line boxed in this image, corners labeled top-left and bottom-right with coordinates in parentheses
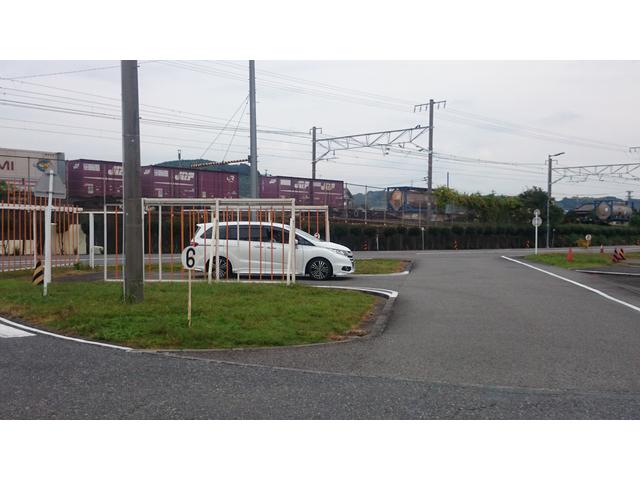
top-left (312, 285), bottom-right (399, 299)
top-left (575, 269), bottom-right (640, 277)
top-left (352, 271), bottom-right (410, 277)
top-left (0, 323), bottom-right (35, 338)
top-left (0, 316), bottom-right (132, 351)
top-left (501, 256), bottom-right (640, 314)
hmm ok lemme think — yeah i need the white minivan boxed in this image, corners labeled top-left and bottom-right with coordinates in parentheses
top-left (190, 221), bottom-right (355, 280)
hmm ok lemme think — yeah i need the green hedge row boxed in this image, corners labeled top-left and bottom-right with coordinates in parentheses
top-left (329, 223), bottom-right (640, 251)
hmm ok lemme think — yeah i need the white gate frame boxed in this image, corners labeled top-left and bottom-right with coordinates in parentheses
top-left (141, 198), bottom-right (304, 285)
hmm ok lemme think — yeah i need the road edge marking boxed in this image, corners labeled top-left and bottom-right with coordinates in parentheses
top-left (574, 269), bottom-right (640, 277)
top-left (501, 256), bottom-right (640, 314)
top-left (0, 316), bottom-right (132, 351)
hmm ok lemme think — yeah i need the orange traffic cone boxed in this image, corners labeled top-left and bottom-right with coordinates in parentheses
top-left (567, 247), bottom-right (574, 262)
top-left (620, 248), bottom-right (626, 260)
top-left (612, 249), bottom-right (620, 263)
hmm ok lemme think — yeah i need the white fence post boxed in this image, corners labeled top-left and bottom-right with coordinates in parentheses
top-left (103, 205), bottom-right (107, 281)
top-left (213, 200), bottom-right (219, 283)
top-left (158, 205), bottom-right (163, 281)
top-left (32, 209), bottom-right (37, 268)
top-left (89, 212), bottom-right (95, 269)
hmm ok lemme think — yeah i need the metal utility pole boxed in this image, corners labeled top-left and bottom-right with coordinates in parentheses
top-left (249, 60), bottom-right (258, 198)
top-left (121, 60), bottom-right (144, 302)
top-left (446, 172), bottom-right (450, 189)
top-left (414, 99), bottom-right (446, 224)
top-left (546, 152), bottom-right (565, 249)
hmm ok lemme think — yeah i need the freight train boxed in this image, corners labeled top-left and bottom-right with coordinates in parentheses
top-left (64, 159), bottom-right (240, 208)
top-left (572, 200), bottom-right (633, 224)
top-left (260, 175), bottom-right (345, 209)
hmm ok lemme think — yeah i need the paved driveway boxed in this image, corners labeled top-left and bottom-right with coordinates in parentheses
top-left (3, 248), bottom-right (640, 419)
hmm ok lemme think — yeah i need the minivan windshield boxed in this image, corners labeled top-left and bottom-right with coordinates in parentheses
top-left (291, 228), bottom-right (321, 244)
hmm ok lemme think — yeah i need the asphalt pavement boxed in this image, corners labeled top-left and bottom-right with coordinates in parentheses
top-left (3, 247), bottom-right (640, 419)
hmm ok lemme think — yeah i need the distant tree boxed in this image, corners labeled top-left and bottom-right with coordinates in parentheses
top-left (518, 186), bottom-right (564, 226)
top-left (629, 211), bottom-right (640, 227)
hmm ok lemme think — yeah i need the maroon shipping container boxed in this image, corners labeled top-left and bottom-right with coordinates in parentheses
top-left (66, 159), bottom-right (123, 199)
top-left (260, 176), bottom-right (312, 205)
top-left (141, 166), bottom-right (173, 198)
top-left (197, 170), bottom-right (239, 198)
top-left (68, 160), bottom-right (240, 200)
top-left (142, 166), bottom-right (239, 198)
top-left (311, 179), bottom-right (344, 208)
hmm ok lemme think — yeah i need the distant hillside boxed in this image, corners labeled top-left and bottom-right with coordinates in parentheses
top-left (351, 191), bottom-right (387, 209)
top-left (557, 196), bottom-right (636, 211)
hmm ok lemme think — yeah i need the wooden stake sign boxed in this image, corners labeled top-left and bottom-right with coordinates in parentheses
top-left (181, 246), bottom-right (197, 328)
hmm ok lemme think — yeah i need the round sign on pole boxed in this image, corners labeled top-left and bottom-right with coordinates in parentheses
top-left (585, 234), bottom-right (592, 241)
top-left (181, 246), bottom-right (198, 270)
top-left (532, 216), bottom-right (542, 227)
top-left (533, 209), bottom-right (541, 216)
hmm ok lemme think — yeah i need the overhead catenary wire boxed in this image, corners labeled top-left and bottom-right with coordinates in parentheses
top-left (221, 98), bottom-right (249, 163)
top-left (200, 95), bottom-right (249, 158)
top-left (2, 61), bottom-right (629, 155)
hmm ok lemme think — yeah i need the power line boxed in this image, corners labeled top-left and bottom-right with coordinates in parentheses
top-left (1, 64), bottom-right (121, 80)
top-left (222, 97), bottom-right (249, 163)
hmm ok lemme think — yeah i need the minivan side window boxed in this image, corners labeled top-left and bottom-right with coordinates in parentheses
top-left (200, 225), bottom-right (237, 240)
top-left (271, 227), bottom-right (289, 243)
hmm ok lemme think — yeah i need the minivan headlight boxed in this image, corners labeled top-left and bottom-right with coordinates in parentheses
top-left (329, 248), bottom-right (349, 257)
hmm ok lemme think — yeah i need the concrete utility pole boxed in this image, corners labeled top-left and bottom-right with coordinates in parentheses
top-left (121, 60), bottom-right (144, 302)
top-left (311, 126), bottom-right (317, 179)
top-left (413, 99), bottom-right (446, 225)
top-left (547, 152), bottom-right (565, 249)
top-left (427, 99), bottom-right (434, 224)
top-left (249, 60), bottom-right (258, 198)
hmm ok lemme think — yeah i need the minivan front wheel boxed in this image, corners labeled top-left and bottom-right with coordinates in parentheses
top-left (205, 257), bottom-right (233, 279)
top-left (307, 257), bottom-right (333, 280)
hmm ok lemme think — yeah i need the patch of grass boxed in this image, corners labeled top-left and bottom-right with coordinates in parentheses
top-left (524, 252), bottom-right (640, 269)
top-left (356, 259), bottom-right (408, 274)
top-left (0, 278), bottom-right (377, 349)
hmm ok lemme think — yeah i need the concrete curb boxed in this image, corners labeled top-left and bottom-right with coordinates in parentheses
top-left (0, 315), bottom-right (132, 351)
top-left (352, 260), bottom-right (413, 277)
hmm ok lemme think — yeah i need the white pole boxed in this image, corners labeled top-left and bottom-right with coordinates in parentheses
top-left (89, 212), bottom-right (95, 269)
top-left (288, 202), bottom-right (296, 284)
top-left (325, 207), bottom-right (330, 242)
top-left (158, 205), bottom-right (163, 281)
top-left (535, 223), bottom-right (539, 255)
top-left (103, 204), bottom-right (107, 281)
top-left (43, 171), bottom-right (54, 296)
top-left (32, 210), bottom-right (37, 267)
top-left (187, 268), bottom-right (192, 328)
top-left (213, 200), bottom-right (219, 283)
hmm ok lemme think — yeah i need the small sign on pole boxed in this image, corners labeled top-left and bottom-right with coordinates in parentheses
top-left (532, 210), bottom-right (542, 255)
top-left (181, 246), bottom-right (197, 328)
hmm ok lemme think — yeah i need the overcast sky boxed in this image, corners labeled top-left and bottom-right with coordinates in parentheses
top-left (1, 60), bottom-right (639, 198)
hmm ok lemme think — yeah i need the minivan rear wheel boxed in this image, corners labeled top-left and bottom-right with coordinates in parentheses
top-left (307, 257), bottom-right (333, 281)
